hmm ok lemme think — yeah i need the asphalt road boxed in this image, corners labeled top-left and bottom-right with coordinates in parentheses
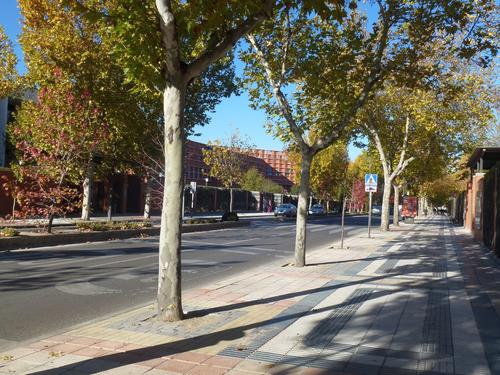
top-left (0, 214), bottom-right (379, 352)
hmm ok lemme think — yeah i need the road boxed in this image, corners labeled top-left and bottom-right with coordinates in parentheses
top-left (0, 214), bottom-right (379, 352)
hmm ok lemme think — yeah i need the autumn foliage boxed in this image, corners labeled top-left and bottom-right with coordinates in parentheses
top-left (6, 71), bottom-right (109, 231)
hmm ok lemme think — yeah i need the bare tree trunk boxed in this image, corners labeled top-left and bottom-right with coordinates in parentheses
top-left (47, 212), bottom-right (55, 234)
top-left (107, 184), bottom-right (113, 222)
top-left (81, 158), bottom-right (95, 220)
top-left (157, 84), bottom-right (185, 322)
top-left (11, 197), bottom-right (16, 221)
top-left (380, 175), bottom-right (392, 231)
top-left (295, 151), bottom-right (313, 267)
top-left (393, 184), bottom-right (400, 226)
top-left (229, 187), bottom-right (234, 212)
top-left (144, 176), bottom-right (152, 220)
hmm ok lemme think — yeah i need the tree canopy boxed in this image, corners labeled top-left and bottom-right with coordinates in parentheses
top-left (0, 25), bottom-right (18, 98)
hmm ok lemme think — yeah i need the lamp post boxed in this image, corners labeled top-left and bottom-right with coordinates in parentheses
top-left (205, 177), bottom-right (209, 187)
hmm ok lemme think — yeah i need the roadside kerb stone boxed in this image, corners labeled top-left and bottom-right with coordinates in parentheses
top-left (0, 220), bottom-right (250, 251)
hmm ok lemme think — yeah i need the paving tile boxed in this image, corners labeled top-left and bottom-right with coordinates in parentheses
top-left (92, 340), bottom-right (127, 351)
top-left (187, 364), bottom-right (229, 375)
top-left (72, 346), bottom-right (108, 358)
top-left (203, 355), bottom-right (241, 369)
top-left (19, 351), bottom-right (53, 365)
top-left (96, 363), bottom-right (150, 374)
top-left (144, 369), bottom-right (179, 375)
top-left (0, 347), bottom-right (37, 359)
top-left (68, 336), bottom-right (101, 346)
top-left (27, 340), bottom-right (58, 351)
top-left (72, 358), bottom-right (122, 373)
top-left (233, 359), bottom-right (275, 373)
top-left (136, 357), bottom-right (169, 369)
top-left (49, 343), bottom-right (84, 354)
top-left (0, 359), bottom-right (40, 374)
top-left (157, 359), bottom-right (197, 374)
top-left (173, 351), bottom-right (213, 364)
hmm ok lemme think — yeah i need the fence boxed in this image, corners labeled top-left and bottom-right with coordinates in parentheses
top-left (483, 162), bottom-right (500, 255)
top-left (183, 186), bottom-right (304, 213)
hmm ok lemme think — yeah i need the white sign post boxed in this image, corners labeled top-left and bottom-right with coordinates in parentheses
top-left (190, 181), bottom-right (197, 210)
top-left (365, 174), bottom-right (378, 238)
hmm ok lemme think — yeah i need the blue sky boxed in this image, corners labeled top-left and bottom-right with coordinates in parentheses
top-left (1, 0), bottom-right (361, 158)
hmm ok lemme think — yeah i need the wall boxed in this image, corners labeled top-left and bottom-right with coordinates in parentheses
top-left (483, 164), bottom-right (500, 255)
top-left (464, 173), bottom-right (484, 242)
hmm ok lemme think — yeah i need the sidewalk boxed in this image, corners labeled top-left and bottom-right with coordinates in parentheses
top-left (2, 216), bottom-right (500, 375)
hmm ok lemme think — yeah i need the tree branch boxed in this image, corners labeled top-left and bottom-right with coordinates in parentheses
top-left (186, 0), bottom-right (274, 81)
top-left (312, 4), bottom-right (392, 153)
top-left (155, 0), bottom-right (184, 79)
top-left (279, 8), bottom-right (291, 86)
top-left (247, 33), bottom-right (309, 150)
top-left (392, 115), bottom-right (410, 178)
top-left (364, 118), bottom-right (391, 179)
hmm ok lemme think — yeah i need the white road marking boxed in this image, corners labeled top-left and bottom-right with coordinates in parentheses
top-left (56, 282), bottom-right (121, 296)
top-left (219, 249), bottom-right (258, 255)
top-left (0, 253), bottom-right (157, 285)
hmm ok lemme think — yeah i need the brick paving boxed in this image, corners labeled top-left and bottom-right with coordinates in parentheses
top-left (1, 215), bottom-right (499, 374)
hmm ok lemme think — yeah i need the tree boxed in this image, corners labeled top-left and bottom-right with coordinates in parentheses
top-left (242, 1), bottom-right (496, 266)
top-left (241, 167), bottom-right (283, 193)
top-left (203, 133), bottom-right (252, 211)
top-left (310, 142), bottom-right (349, 205)
top-left (361, 66), bottom-right (496, 230)
top-left (9, 78), bottom-right (108, 232)
top-left (19, 0), bottom-right (152, 221)
top-left (421, 174), bottom-right (465, 207)
top-left (0, 25), bottom-right (18, 98)
top-left (70, 0), bottom-right (276, 321)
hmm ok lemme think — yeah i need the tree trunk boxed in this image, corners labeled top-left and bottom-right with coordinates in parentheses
top-left (144, 176), bottom-right (152, 220)
top-left (157, 83), bottom-right (186, 322)
top-left (294, 151), bottom-right (313, 267)
top-left (229, 187), bottom-right (234, 212)
top-left (47, 212), bottom-right (55, 234)
top-left (107, 184), bottom-right (113, 222)
top-left (380, 175), bottom-right (392, 231)
top-left (81, 158), bottom-right (95, 221)
top-left (393, 184), bottom-right (400, 226)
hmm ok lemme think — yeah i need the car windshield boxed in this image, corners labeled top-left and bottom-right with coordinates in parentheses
top-left (312, 204), bottom-right (322, 208)
top-left (277, 204), bottom-right (289, 209)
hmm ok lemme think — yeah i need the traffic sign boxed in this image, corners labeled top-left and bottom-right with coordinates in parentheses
top-left (365, 174), bottom-right (378, 192)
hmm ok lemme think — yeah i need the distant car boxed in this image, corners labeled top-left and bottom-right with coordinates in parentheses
top-left (274, 203), bottom-right (297, 217)
top-left (308, 204), bottom-right (325, 215)
top-left (371, 205), bottom-right (382, 215)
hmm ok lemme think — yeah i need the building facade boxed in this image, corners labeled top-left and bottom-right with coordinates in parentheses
top-left (185, 140), bottom-right (296, 191)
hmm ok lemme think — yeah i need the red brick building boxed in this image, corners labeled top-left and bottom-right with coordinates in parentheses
top-left (185, 140), bottom-right (296, 191)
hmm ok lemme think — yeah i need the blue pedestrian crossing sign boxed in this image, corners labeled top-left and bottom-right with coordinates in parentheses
top-left (365, 174), bottom-right (378, 192)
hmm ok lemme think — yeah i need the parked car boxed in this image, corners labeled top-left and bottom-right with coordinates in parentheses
top-left (274, 203), bottom-right (297, 217)
top-left (308, 204), bottom-right (325, 215)
top-left (371, 205), bottom-right (382, 215)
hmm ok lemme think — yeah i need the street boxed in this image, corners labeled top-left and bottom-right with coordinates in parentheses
top-left (0, 215), bottom-right (377, 352)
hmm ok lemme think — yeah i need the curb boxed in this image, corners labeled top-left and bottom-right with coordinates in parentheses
top-left (0, 221), bottom-right (250, 251)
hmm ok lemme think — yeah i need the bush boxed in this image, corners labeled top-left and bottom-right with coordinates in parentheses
top-left (75, 220), bottom-right (152, 232)
top-left (221, 211), bottom-right (239, 221)
top-left (185, 218), bottom-right (218, 225)
top-left (0, 227), bottom-right (20, 237)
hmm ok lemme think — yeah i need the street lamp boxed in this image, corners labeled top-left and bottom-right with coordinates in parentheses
top-left (204, 177), bottom-right (209, 186)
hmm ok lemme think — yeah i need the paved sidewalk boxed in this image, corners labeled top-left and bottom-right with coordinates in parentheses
top-left (1, 216), bottom-right (499, 374)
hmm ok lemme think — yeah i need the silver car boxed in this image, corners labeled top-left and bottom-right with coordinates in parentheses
top-left (308, 204), bottom-right (325, 215)
top-left (274, 203), bottom-right (297, 217)
top-left (371, 205), bottom-right (382, 215)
